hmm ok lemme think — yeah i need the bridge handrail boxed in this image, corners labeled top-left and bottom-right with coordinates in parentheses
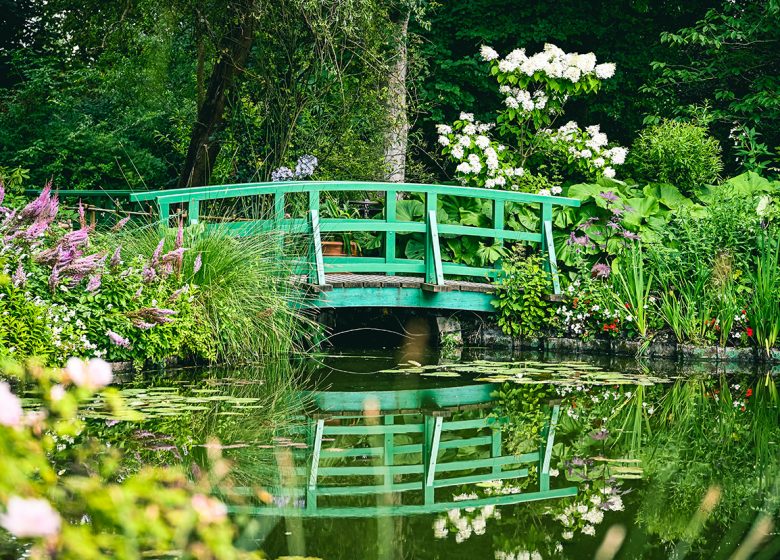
top-left (127, 180), bottom-right (580, 207)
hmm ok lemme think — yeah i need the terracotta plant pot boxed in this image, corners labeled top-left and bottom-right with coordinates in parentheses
top-left (322, 240), bottom-right (358, 256)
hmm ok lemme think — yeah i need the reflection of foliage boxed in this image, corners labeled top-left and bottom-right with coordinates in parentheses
top-left (636, 375), bottom-right (780, 542)
top-left (494, 383), bottom-right (554, 456)
top-left (0, 360), bottom-right (262, 559)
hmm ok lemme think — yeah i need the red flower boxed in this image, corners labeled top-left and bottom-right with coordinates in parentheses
top-left (746, 388), bottom-right (753, 398)
top-left (746, 327), bottom-right (754, 337)
top-left (740, 406), bottom-right (746, 412)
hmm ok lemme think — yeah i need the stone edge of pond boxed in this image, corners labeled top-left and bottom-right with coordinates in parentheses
top-left (456, 321), bottom-right (776, 364)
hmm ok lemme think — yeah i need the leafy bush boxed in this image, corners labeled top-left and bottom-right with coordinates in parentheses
top-left (629, 120), bottom-right (723, 194)
top-left (0, 185), bottom-right (214, 367)
top-left (436, 44), bottom-right (628, 191)
top-left (492, 250), bottom-right (554, 338)
top-left (0, 359), bottom-right (260, 559)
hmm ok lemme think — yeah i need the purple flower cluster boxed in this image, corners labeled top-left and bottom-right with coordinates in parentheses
top-left (127, 307), bottom-right (177, 329)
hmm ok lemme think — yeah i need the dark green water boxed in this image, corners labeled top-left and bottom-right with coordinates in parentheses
top-left (105, 349), bottom-right (780, 559)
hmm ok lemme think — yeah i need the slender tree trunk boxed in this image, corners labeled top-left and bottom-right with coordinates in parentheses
top-left (383, 8), bottom-right (409, 183)
top-left (178, 4), bottom-right (257, 188)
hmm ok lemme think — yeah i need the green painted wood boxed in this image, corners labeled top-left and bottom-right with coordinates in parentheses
top-left (188, 199), bottom-right (199, 225)
top-left (444, 416), bottom-right (504, 431)
top-left (312, 464), bottom-right (423, 477)
top-left (115, 180), bottom-right (580, 301)
top-left (491, 427), bottom-right (502, 475)
top-left (308, 384), bottom-right (495, 412)
top-left (321, 447), bottom-right (383, 458)
top-left (159, 201), bottom-right (170, 228)
top-left (385, 191), bottom-right (396, 276)
top-left (314, 481), bottom-right (421, 496)
top-left (228, 486), bottom-right (579, 518)
top-left (426, 416), bottom-right (443, 487)
top-left (127, 180), bottom-right (581, 208)
top-left (544, 219), bottom-right (561, 295)
top-left (540, 404), bottom-right (560, 492)
top-left (439, 435), bottom-right (493, 450)
top-left (434, 453), bottom-right (538, 473)
top-left (322, 424), bottom-right (424, 436)
top-left (309, 419), bottom-right (325, 490)
top-left (432, 468), bottom-right (529, 489)
top-left (305, 286), bottom-right (496, 313)
top-left (427, 210), bottom-right (444, 285)
top-left (309, 209), bottom-right (325, 285)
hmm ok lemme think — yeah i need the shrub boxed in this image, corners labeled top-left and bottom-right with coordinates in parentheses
top-left (492, 249), bottom-right (555, 338)
top-left (0, 359), bottom-right (260, 559)
top-left (629, 120), bottom-right (723, 194)
top-left (0, 185), bottom-right (214, 367)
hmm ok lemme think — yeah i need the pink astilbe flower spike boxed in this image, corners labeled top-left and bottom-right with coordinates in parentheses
top-left (78, 201), bottom-right (86, 229)
top-left (111, 215), bottom-right (130, 232)
top-left (110, 245), bottom-right (122, 268)
top-left (151, 238), bottom-right (165, 266)
top-left (86, 274), bottom-right (102, 292)
top-left (193, 252), bottom-right (202, 274)
top-left (107, 330), bottom-right (131, 349)
top-left (175, 218), bottom-right (184, 250)
top-left (0, 497), bottom-right (61, 538)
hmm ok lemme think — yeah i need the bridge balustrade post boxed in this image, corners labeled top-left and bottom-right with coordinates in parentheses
top-left (424, 192), bottom-right (442, 285)
top-left (308, 190), bottom-right (325, 285)
top-left (385, 190), bottom-right (396, 276)
top-left (188, 199), bottom-right (199, 225)
top-left (493, 199), bottom-right (505, 267)
top-left (159, 201), bottom-right (170, 228)
top-left (540, 202), bottom-right (561, 294)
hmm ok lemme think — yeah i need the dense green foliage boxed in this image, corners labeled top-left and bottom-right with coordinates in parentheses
top-left (629, 120), bottom-right (723, 193)
top-left (492, 251), bottom-right (553, 337)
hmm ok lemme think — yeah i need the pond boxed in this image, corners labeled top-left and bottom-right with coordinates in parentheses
top-left (93, 350), bottom-right (779, 559)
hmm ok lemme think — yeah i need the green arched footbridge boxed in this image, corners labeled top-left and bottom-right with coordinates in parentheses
top-left (51, 181), bottom-right (581, 312)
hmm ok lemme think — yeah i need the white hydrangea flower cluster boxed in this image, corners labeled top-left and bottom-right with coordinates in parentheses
top-left (432, 502), bottom-right (499, 543)
top-left (543, 122), bottom-right (627, 179)
top-left (437, 114), bottom-right (526, 190)
top-left (499, 86), bottom-right (548, 112)
top-left (483, 43), bottom-right (615, 83)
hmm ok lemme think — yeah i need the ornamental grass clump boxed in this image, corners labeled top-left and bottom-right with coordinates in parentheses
top-left (113, 222), bottom-right (306, 362)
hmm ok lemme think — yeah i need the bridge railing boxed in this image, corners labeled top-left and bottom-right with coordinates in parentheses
top-left (126, 181), bottom-right (580, 294)
top-left (48, 182), bottom-right (575, 296)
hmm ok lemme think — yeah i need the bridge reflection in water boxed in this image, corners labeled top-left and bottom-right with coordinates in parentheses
top-left (227, 383), bottom-right (577, 519)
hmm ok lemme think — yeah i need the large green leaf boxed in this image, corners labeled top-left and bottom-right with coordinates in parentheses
top-left (396, 199), bottom-right (423, 222)
top-left (623, 196), bottom-right (660, 227)
top-left (643, 183), bottom-right (692, 210)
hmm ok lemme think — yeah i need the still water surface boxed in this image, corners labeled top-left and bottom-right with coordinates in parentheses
top-left (111, 349), bottom-right (779, 559)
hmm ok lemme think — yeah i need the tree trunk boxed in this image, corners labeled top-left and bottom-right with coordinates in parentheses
top-left (383, 8), bottom-right (409, 184)
top-left (177, 5), bottom-right (257, 188)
